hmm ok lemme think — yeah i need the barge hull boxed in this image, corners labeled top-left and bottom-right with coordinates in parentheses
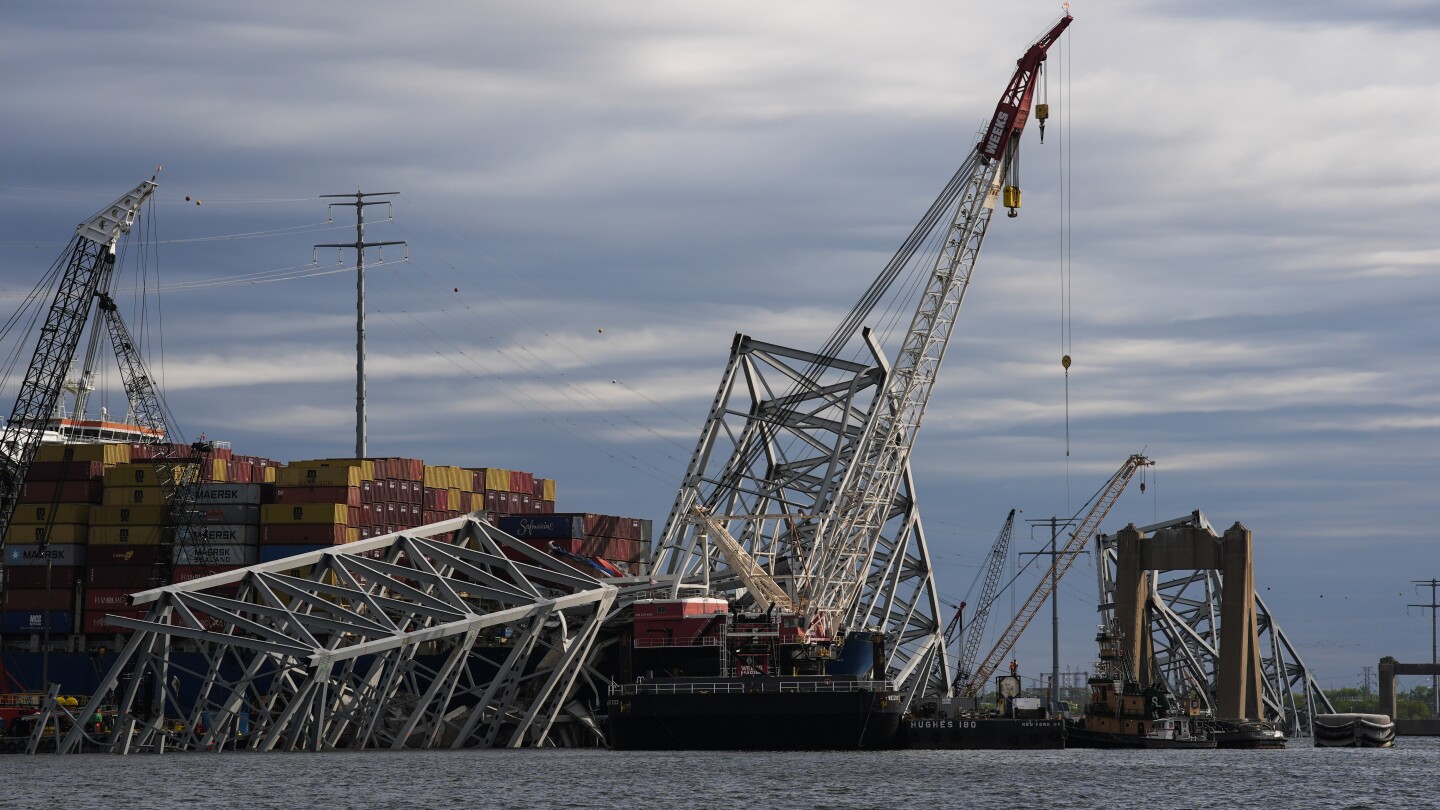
top-left (607, 689), bottom-right (901, 750)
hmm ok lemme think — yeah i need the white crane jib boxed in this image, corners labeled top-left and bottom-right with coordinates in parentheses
top-left (794, 15), bottom-right (1073, 637)
top-left (689, 506), bottom-right (799, 615)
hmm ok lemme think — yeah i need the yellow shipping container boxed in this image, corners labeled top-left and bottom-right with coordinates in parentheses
top-left (346, 528), bottom-right (360, 544)
top-left (35, 443), bottom-right (131, 465)
top-left (3, 522), bottom-right (89, 545)
top-left (92, 504), bottom-right (171, 525)
top-left (485, 468), bottom-right (510, 491)
top-left (101, 486), bottom-right (169, 506)
top-left (446, 487), bottom-right (462, 511)
top-left (10, 504), bottom-right (90, 524)
top-left (275, 465), bottom-right (362, 488)
top-left (541, 478), bottom-right (556, 501)
top-left (210, 458), bottom-right (230, 482)
top-left (261, 465), bottom-right (277, 483)
top-left (261, 503), bottom-right (348, 525)
top-left (423, 465), bottom-right (453, 489)
top-left (89, 524), bottom-right (165, 545)
top-left (103, 463), bottom-right (189, 488)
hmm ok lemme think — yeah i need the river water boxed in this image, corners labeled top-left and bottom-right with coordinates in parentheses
top-left (2, 739), bottom-right (1432, 809)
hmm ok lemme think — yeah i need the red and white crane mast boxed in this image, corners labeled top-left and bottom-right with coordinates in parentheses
top-left (796, 14), bottom-right (1072, 636)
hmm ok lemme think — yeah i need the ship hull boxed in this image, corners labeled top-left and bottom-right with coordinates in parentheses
top-left (901, 717), bottom-right (1064, 749)
top-left (606, 686), bottom-right (901, 750)
top-left (1063, 722), bottom-right (1216, 749)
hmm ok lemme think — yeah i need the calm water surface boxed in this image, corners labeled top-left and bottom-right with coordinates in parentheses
top-left (2, 739), bottom-right (1434, 809)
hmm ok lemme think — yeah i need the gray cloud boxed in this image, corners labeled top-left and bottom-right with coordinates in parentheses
top-left (2, 1), bottom-right (1437, 680)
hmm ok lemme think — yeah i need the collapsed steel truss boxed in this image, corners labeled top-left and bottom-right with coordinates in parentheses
top-left (654, 335), bottom-right (948, 703)
top-left (1095, 511), bottom-right (1334, 736)
top-left (52, 517), bottom-right (615, 754)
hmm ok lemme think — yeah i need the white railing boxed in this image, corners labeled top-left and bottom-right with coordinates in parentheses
top-left (610, 679), bottom-right (892, 696)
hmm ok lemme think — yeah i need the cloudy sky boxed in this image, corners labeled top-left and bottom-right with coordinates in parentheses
top-left (3, 1), bottom-right (1438, 689)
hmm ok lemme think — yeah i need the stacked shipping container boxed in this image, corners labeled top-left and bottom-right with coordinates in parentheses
top-left (3, 443), bottom-right (646, 648)
top-left (0, 443), bottom-right (125, 635)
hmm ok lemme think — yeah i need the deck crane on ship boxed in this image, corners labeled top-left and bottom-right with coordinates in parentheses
top-left (0, 178), bottom-right (216, 590)
top-left (949, 508), bottom-right (1017, 697)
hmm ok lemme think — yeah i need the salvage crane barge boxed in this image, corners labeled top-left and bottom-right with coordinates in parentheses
top-left (607, 596), bottom-right (900, 749)
top-left (607, 10), bottom-right (1073, 750)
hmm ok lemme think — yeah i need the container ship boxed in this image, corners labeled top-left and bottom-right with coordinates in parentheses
top-left (0, 434), bottom-right (651, 717)
top-left (605, 595), bottom-right (902, 750)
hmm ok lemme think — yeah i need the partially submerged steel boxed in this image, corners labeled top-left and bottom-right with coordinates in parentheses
top-left (54, 516), bottom-right (615, 753)
top-left (1096, 511), bottom-right (1334, 736)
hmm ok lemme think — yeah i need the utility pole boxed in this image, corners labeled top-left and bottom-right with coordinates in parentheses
top-left (1410, 578), bottom-right (1440, 716)
top-left (1023, 516), bottom-right (1076, 715)
top-left (1362, 665), bottom-right (1373, 698)
top-left (315, 192), bottom-right (405, 459)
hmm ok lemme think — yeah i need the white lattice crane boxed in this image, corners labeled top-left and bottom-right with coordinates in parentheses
top-left (793, 14), bottom-right (1074, 636)
top-left (959, 453), bottom-right (1152, 698)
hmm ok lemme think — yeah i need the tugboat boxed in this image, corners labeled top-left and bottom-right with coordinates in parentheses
top-left (1064, 623), bottom-right (1216, 749)
top-left (605, 593), bottom-right (902, 750)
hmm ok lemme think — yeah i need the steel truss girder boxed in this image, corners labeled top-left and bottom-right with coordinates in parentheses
top-left (54, 516), bottom-right (616, 754)
top-left (1096, 513), bottom-right (1335, 736)
top-left (652, 335), bottom-right (949, 701)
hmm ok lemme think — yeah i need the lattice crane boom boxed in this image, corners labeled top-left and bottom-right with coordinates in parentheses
top-left (0, 180), bottom-right (156, 545)
top-left (961, 453), bottom-right (1152, 698)
top-left (691, 507), bottom-right (798, 614)
top-left (795, 13), bottom-right (1073, 635)
top-left (955, 508), bottom-right (1017, 692)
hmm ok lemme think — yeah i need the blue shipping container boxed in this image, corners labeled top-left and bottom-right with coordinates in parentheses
top-left (259, 544), bottom-right (327, 564)
top-left (495, 515), bottom-right (584, 540)
top-left (2, 610), bottom-right (75, 634)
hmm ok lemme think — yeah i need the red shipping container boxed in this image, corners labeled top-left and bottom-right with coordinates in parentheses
top-left (84, 609), bottom-right (146, 635)
top-left (3, 588), bottom-right (78, 612)
top-left (171, 566), bottom-right (241, 588)
top-left (385, 479), bottom-right (400, 501)
top-left (24, 460), bottom-right (105, 482)
top-left (348, 505), bottom-right (361, 526)
top-left (605, 537), bottom-right (645, 563)
top-left (274, 486), bottom-right (362, 507)
top-left (19, 479), bottom-right (102, 504)
top-left (509, 470), bottom-right (533, 494)
top-left (261, 524), bottom-right (350, 545)
top-left (395, 458), bottom-right (424, 482)
top-left (86, 589), bottom-right (138, 612)
top-left (485, 490), bottom-right (502, 511)
top-left (360, 479), bottom-right (378, 503)
top-left (538, 500), bottom-right (555, 514)
top-left (408, 504), bottom-right (421, 524)
top-left (6, 565), bottom-right (82, 590)
top-left (86, 565), bottom-right (157, 591)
